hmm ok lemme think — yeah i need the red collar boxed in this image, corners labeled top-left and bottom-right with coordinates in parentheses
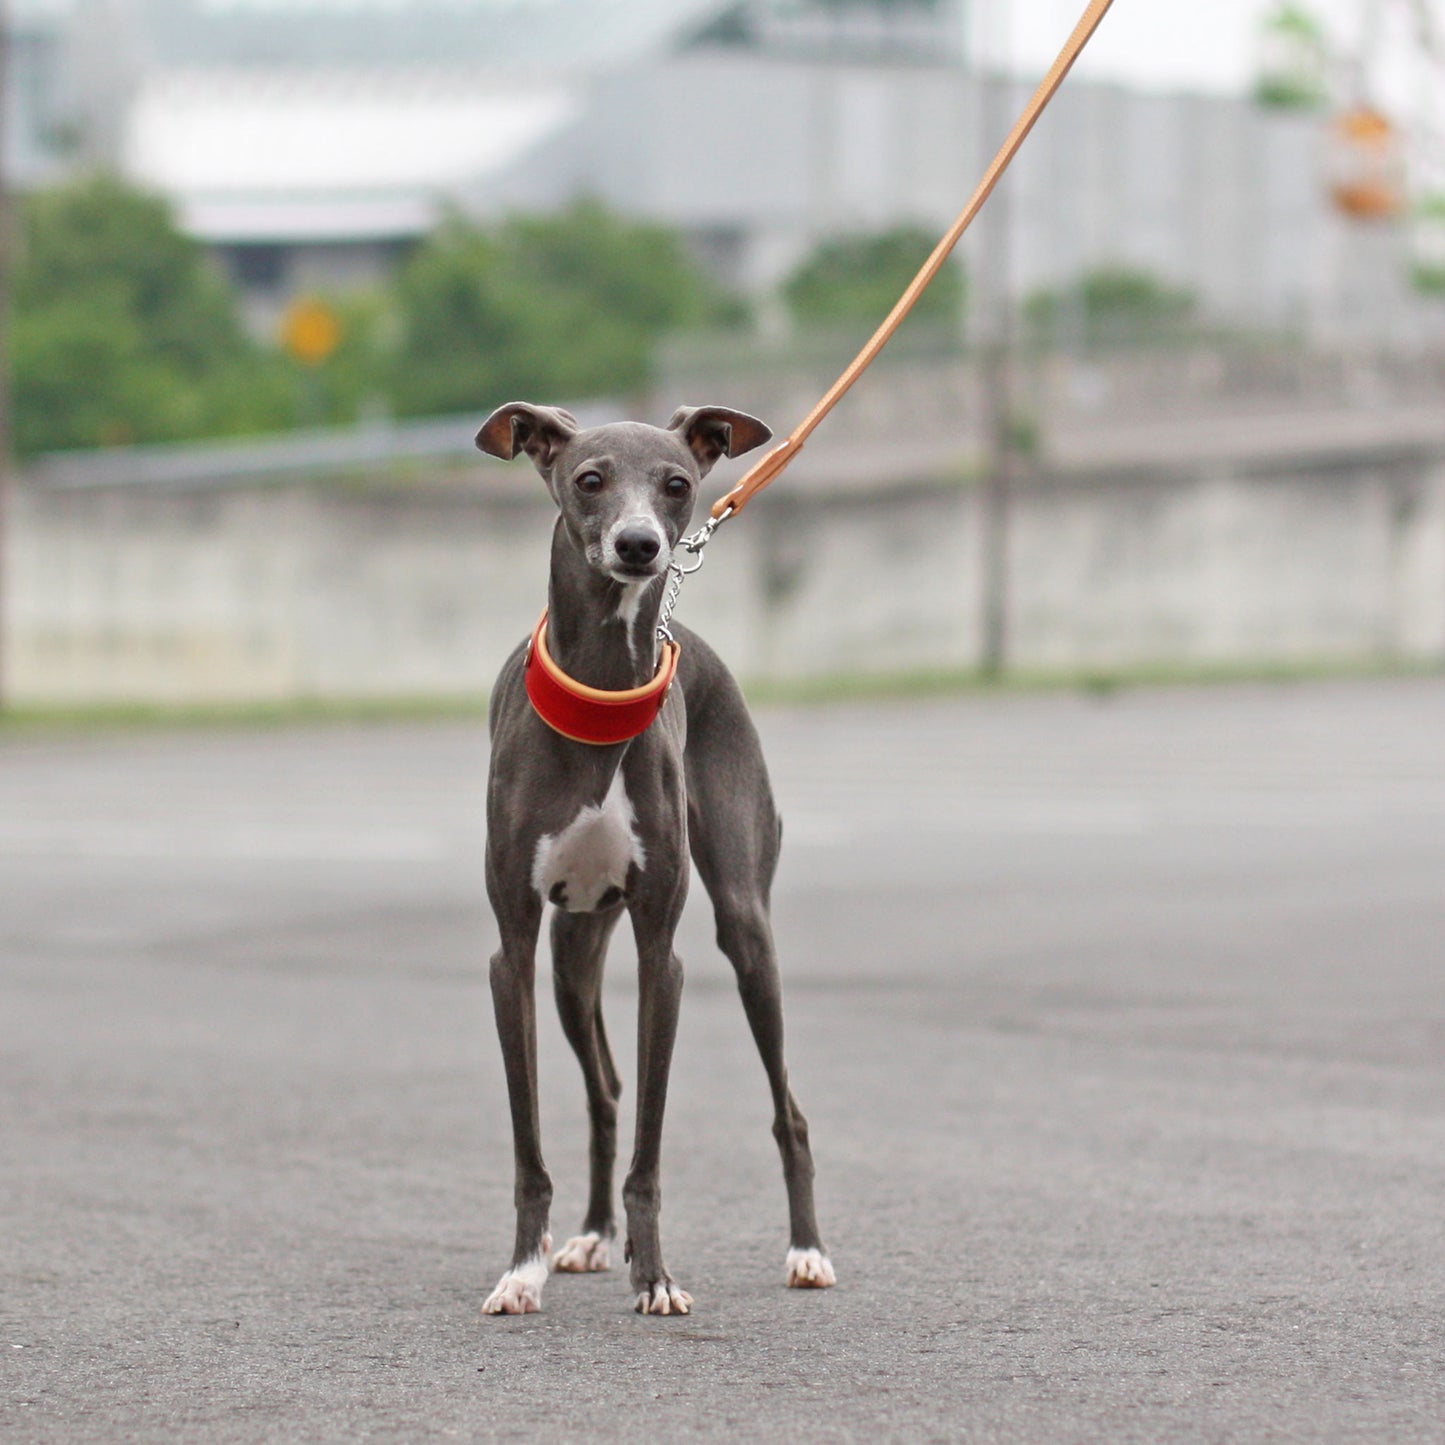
top-left (524, 610), bottom-right (681, 746)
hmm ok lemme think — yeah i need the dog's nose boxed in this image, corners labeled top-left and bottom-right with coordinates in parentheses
top-left (615, 527), bottom-right (661, 567)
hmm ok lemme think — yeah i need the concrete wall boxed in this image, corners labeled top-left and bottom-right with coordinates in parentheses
top-left (1005, 458), bottom-right (1445, 671)
top-left (6, 443), bottom-right (1443, 705)
top-left (4, 482), bottom-right (546, 704)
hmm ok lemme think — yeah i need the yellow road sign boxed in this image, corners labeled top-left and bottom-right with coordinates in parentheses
top-left (281, 298), bottom-right (343, 366)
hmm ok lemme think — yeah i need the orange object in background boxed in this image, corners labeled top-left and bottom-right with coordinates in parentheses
top-left (281, 297), bottom-right (343, 366)
top-left (1328, 106), bottom-right (1407, 219)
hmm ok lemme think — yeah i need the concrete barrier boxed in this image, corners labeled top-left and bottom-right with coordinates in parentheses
top-left (2, 352), bottom-right (1445, 702)
top-left (4, 394), bottom-right (1443, 704)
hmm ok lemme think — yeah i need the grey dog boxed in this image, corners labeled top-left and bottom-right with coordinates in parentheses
top-left (475, 401), bottom-right (835, 1315)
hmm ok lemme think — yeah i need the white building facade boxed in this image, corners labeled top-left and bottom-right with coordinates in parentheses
top-left (18, 0), bottom-right (1441, 342)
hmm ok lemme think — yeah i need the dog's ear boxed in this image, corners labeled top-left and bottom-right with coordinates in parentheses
top-left (476, 403), bottom-right (579, 474)
top-left (666, 406), bottom-right (772, 477)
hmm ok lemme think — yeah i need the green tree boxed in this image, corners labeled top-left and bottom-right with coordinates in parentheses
top-left (12, 176), bottom-right (293, 455)
top-left (1254, 4), bottom-right (1330, 111)
top-left (1023, 266), bottom-right (1197, 347)
top-left (285, 289), bottom-right (396, 426)
top-left (389, 201), bottom-right (741, 417)
top-left (782, 225), bottom-right (964, 329)
top-left (1411, 196), bottom-right (1445, 296)
top-left (387, 222), bottom-right (524, 418)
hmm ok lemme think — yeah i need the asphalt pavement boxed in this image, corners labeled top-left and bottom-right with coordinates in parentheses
top-left (2, 678), bottom-right (1443, 1442)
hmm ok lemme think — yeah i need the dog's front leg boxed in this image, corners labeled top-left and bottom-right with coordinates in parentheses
top-left (482, 900), bottom-right (553, 1316)
top-left (623, 936), bottom-right (691, 1316)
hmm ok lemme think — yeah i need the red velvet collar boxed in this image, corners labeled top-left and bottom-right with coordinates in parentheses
top-left (524, 610), bottom-right (681, 746)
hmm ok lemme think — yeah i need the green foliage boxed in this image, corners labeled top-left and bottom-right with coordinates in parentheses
top-left (12, 176), bottom-right (295, 454)
top-left (782, 226), bottom-right (964, 329)
top-left (1411, 196), bottom-right (1445, 297)
top-left (388, 201), bottom-right (742, 417)
top-left (9, 183), bottom-right (745, 455)
top-left (1254, 3), bottom-right (1329, 111)
top-left (385, 222), bottom-right (521, 418)
top-left (1023, 267), bottom-right (1197, 347)
top-left (290, 290), bottom-right (396, 425)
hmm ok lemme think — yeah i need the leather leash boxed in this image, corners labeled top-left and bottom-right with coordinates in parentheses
top-left (708, 0), bottom-right (1118, 524)
top-left (526, 2), bottom-right (1117, 741)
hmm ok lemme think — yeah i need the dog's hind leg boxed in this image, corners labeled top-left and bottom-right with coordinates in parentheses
top-left (711, 882), bottom-right (835, 1287)
top-left (686, 692), bottom-right (835, 1290)
top-left (551, 906), bottom-right (624, 1273)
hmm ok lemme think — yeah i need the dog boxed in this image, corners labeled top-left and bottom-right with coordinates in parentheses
top-left (474, 401), bottom-right (835, 1315)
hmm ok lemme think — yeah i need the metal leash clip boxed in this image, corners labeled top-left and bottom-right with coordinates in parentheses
top-left (655, 514), bottom-right (724, 644)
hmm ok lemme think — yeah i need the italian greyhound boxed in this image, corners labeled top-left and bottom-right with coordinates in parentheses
top-left (475, 401), bottom-right (835, 1316)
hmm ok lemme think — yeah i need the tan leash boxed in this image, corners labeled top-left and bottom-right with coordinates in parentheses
top-left (708, 0), bottom-right (1118, 524)
top-left (653, 0), bottom-right (1119, 646)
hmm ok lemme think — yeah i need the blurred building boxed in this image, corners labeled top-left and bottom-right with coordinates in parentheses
top-left (3, 0), bottom-right (76, 187)
top-left (14, 0), bottom-right (1440, 341)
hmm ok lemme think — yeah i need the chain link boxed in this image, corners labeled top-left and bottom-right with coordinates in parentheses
top-left (655, 512), bottom-right (728, 644)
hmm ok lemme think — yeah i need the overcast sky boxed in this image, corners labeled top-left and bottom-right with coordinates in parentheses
top-left (1000, 0), bottom-right (1443, 184)
top-left (13, 0), bottom-right (1441, 120)
top-left (1000, 0), bottom-right (1430, 93)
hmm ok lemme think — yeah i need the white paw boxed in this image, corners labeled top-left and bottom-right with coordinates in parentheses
top-left (634, 1280), bottom-right (693, 1316)
top-left (482, 1252), bottom-right (549, 1315)
top-left (553, 1232), bottom-right (611, 1272)
top-left (786, 1246), bottom-right (836, 1289)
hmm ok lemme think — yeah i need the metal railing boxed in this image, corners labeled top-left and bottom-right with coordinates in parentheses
top-left (23, 403), bottom-right (623, 492)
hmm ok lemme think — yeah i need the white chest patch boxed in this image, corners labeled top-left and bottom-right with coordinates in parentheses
top-left (614, 581), bottom-right (649, 663)
top-left (614, 580), bottom-right (648, 630)
top-left (531, 771), bottom-right (645, 913)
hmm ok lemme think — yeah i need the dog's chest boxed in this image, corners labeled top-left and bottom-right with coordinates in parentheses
top-left (531, 772), bottom-right (646, 913)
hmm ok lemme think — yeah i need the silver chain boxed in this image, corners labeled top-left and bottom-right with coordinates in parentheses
top-left (655, 514), bottom-right (725, 644)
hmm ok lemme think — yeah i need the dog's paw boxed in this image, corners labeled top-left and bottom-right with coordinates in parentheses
top-left (482, 1253), bottom-right (549, 1316)
top-left (553, 1232), bottom-right (611, 1273)
top-left (634, 1279), bottom-right (693, 1316)
top-left (786, 1247), bottom-right (836, 1289)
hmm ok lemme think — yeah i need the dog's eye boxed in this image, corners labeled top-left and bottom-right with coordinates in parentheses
top-left (665, 476), bottom-right (692, 499)
top-left (575, 471), bottom-right (604, 494)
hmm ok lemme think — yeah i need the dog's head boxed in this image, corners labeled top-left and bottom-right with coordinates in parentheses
top-left (476, 403), bottom-right (771, 584)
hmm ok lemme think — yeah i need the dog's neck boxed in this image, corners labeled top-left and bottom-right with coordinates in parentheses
top-left (545, 520), bottom-right (665, 692)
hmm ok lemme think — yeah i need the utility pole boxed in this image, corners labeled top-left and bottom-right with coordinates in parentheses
top-left (973, 0), bottom-right (1014, 678)
top-left (0, 0), bottom-right (12, 708)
